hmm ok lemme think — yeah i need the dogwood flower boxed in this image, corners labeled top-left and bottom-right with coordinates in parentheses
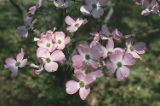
top-left (30, 63), bottom-right (44, 75)
top-left (4, 48), bottom-right (27, 77)
top-left (53, 31), bottom-right (70, 49)
top-left (53, 0), bottom-right (68, 8)
top-left (72, 43), bottom-right (103, 69)
top-left (36, 48), bottom-right (65, 72)
top-left (66, 73), bottom-right (93, 100)
top-left (65, 16), bottom-right (87, 32)
top-left (141, 0), bottom-right (159, 16)
top-left (17, 17), bottom-right (37, 38)
top-left (106, 50), bottom-right (136, 80)
top-left (126, 38), bottom-right (146, 59)
top-left (37, 35), bottom-right (56, 52)
top-left (100, 24), bottom-right (123, 40)
top-left (80, 0), bottom-right (107, 18)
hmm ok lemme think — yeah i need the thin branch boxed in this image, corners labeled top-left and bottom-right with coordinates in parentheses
top-left (9, 0), bottom-right (23, 17)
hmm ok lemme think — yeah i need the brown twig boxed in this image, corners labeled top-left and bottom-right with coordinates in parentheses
top-left (9, 0), bottom-right (23, 17)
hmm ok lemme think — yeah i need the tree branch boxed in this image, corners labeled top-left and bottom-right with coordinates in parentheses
top-left (9, 0), bottom-right (23, 17)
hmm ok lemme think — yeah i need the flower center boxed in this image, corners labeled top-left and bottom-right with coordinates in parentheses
top-left (58, 4), bottom-right (63, 7)
top-left (109, 35), bottom-right (112, 37)
top-left (148, 6), bottom-right (152, 10)
top-left (74, 23), bottom-right (80, 27)
top-left (107, 51), bottom-right (112, 55)
top-left (117, 62), bottom-right (122, 68)
top-left (79, 81), bottom-right (85, 87)
top-left (46, 43), bottom-right (51, 47)
top-left (15, 62), bottom-right (20, 67)
top-left (85, 69), bottom-right (91, 74)
top-left (57, 40), bottom-right (62, 44)
top-left (85, 54), bottom-right (90, 60)
top-left (45, 58), bottom-right (51, 63)
top-left (129, 46), bottom-right (134, 51)
top-left (92, 4), bottom-right (97, 9)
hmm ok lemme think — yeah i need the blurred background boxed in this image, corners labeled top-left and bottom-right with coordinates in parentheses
top-left (0, 0), bottom-right (160, 106)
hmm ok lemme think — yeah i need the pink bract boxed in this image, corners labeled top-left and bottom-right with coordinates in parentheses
top-left (4, 48), bottom-right (27, 77)
top-left (65, 16), bottom-right (87, 32)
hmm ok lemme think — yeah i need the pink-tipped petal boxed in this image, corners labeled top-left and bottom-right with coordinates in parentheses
top-left (44, 62), bottom-right (58, 72)
top-left (66, 80), bottom-right (80, 94)
top-left (36, 48), bottom-right (50, 58)
top-left (106, 38), bottom-right (114, 50)
top-left (16, 48), bottom-right (24, 61)
top-left (72, 55), bottom-right (83, 69)
top-left (51, 50), bottom-right (65, 61)
top-left (134, 42), bottom-right (146, 54)
top-left (92, 7), bottom-right (104, 18)
top-left (123, 53), bottom-right (136, 66)
top-left (66, 26), bottom-right (77, 32)
top-left (65, 36), bottom-right (70, 45)
top-left (116, 66), bottom-right (130, 80)
top-left (79, 87), bottom-right (90, 100)
top-left (19, 59), bottom-right (27, 68)
top-left (106, 62), bottom-right (117, 76)
top-left (5, 58), bottom-right (16, 64)
top-left (65, 16), bottom-right (75, 25)
top-left (80, 5), bottom-right (91, 15)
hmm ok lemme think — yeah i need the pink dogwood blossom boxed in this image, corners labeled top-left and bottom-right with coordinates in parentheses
top-left (80, 0), bottom-right (107, 18)
top-left (106, 50), bottom-right (136, 80)
top-left (37, 35), bottom-right (56, 52)
top-left (53, 31), bottom-right (70, 49)
top-left (30, 63), bottom-right (44, 75)
top-left (72, 43), bottom-right (103, 69)
top-left (65, 16), bottom-right (87, 32)
top-left (53, 0), bottom-right (68, 8)
top-left (17, 17), bottom-right (37, 38)
top-left (4, 48), bottom-right (27, 77)
top-left (36, 48), bottom-right (65, 72)
top-left (100, 24), bottom-right (123, 40)
top-left (126, 38), bottom-right (146, 59)
top-left (66, 73), bottom-right (93, 100)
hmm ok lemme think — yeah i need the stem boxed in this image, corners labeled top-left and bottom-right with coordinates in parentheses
top-left (9, 0), bottom-right (23, 17)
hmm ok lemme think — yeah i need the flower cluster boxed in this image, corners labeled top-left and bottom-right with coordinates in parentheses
top-left (66, 24), bottom-right (146, 100)
top-left (4, 0), bottom-right (149, 101)
top-left (136, 0), bottom-right (160, 16)
top-left (33, 29), bottom-right (70, 74)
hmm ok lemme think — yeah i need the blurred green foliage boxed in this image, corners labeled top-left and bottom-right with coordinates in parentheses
top-left (0, 0), bottom-right (160, 106)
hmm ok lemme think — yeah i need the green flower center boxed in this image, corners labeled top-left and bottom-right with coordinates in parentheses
top-left (15, 62), bottom-right (20, 67)
top-left (85, 54), bottom-right (90, 60)
top-left (92, 4), bottom-right (97, 9)
top-left (74, 23), bottom-right (80, 27)
top-left (79, 81), bottom-right (85, 87)
top-left (109, 35), bottom-right (112, 37)
top-left (130, 46), bottom-right (134, 51)
top-left (58, 4), bottom-right (63, 7)
top-left (46, 43), bottom-right (51, 47)
top-left (107, 51), bottom-right (112, 55)
top-left (117, 62), bottom-right (122, 68)
top-left (149, 6), bottom-right (152, 10)
top-left (45, 58), bottom-right (51, 63)
top-left (85, 69), bottom-right (91, 74)
top-left (58, 40), bottom-right (62, 44)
